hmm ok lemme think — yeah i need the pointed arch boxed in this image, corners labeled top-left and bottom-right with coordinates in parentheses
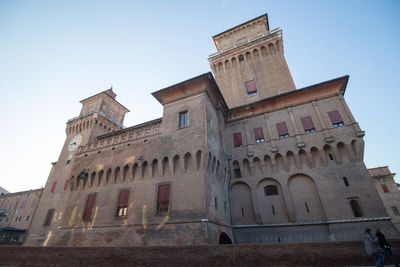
top-left (131, 163), bottom-right (138, 180)
top-left (97, 170), bottom-right (103, 187)
top-left (173, 155), bottom-right (180, 174)
top-left (141, 161), bottom-right (148, 179)
top-left (253, 157), bottom-right (262, 175)
top-left (337, 142), bottom-right (347, 163)
top-left (106, 168), bottom-right (112, 185)
top-left (264, 155), bottom-right (273, 173)
top-left (310, 147), bottom-right (321, 168)
top-left (323, 144), bottom-right (335, 164)
top-left (152, 159), bottom-right (159, 178)
top-left (243, 158), bottom-right (252, 176)
top-left (114, 167), bottom-right (120, 184)
top-left (90, 172), bottom-right (96, 187)
top-left (299, 149), bottom-right (310, 168)
top-left (286, 151), bottom-right (297, 170)
top-left (123, 164), bottom-right (129, 182)
top-left (162, 157), bottom-right (169, 176)
top-left (253, 49), bottom-right (260, 60)
top-left (261, 46), bottom-right (267, 57)
top-left (184, 152), bottom-right (193, 173)
top-left (196, 150), bottom-right (202, 170)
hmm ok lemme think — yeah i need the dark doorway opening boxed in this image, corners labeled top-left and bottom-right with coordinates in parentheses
top-left (219, 232), bottom-right (232, 244)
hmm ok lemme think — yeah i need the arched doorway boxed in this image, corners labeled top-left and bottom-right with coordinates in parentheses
top-left (219, 232), bottom-right (232, 244)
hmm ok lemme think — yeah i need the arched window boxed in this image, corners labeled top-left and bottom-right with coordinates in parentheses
top-left (264, 185), bottom-right (278, 196)
top-left (350, 199), bottom-right (363, 217)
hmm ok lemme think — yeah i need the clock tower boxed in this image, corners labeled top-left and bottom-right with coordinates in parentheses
top-left (25, 89), bottom-right (129, 246)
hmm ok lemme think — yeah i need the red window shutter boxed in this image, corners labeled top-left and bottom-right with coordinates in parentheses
top-left (301, 116), bottom-right (315, 131)
top-left (158, 184), bottom-right (170, 202)
top-left (382, 184), bottom-right (389, 193)
top-left (83, 195), bottom-right (96, 220)
top-left (118, 190), bottom-right (129, 208)
top-left (245, 80), bottom-right (257, 93)
top-left (328, 110), bottom-right (343, 124)
top-left (276, 122), bottom-right (289, 136)
top-left (253, 127), bottom-right (264, 140)
top-left (233, 132), bottom-right (242, 147)
top-left (51, 182), bottom-right (57, 193)
top-left (64, 180), bottom-right (69, 191)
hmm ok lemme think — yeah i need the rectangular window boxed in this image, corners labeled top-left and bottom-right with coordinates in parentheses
top-left (392, 206), bottom-right (400, 216)
top-left (381, 184), bottom-right (389, 193)
top-left (301, 116), bottom-right (316, 133)
top-left (116, 190), bottom-right (129, 217)
top-left (83, 194), bottom-right (96, 220)
top-left (276, 122), bottom-right (289, 138)
top-left (178, 111), bottom-right (188, 128)
top-left (51, 182), bottom-right (57, 193)
top-left (254, 127), bottom-right (265, 143)
top-left (44, 209), bottom-right (54, 226)
top-left (234, 168), bottom-right (242, 178)
top-left (157, 184), bottom-right (170, 214)
top-left (328, 110), bottom-right (344, 127)
top-left (64, 180), bottom-right (69, 191)
top-left (245, 80), bottom-right (257, 96)
top-left (233, 132), bottom-right (242, 147)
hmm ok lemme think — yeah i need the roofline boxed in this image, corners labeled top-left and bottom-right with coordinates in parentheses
top-left (229, 75), bottom-right (349, 112)
top-left (151, 72), bottom-right (213, 96)
top-left (0, 188), bottom-right (43, 197)
top-left (80, 89), bottom-right (130, 113)
top-left (97, 118), bottom-right (162, 139)
top-left (212, 13), bottom-right (269, 39)
top-left (151, 72), bottom-right (229, 112)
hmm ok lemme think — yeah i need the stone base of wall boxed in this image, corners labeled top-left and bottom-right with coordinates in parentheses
top-left (233, 219), bottom-right (400, 243)
top-left (1, 240), bottom-right (400, 266)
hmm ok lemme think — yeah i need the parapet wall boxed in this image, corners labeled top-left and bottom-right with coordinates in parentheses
top-left (1, 240), bottom-right (400, 266)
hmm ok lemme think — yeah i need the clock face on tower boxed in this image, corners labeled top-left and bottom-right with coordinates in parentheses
top-left (68, 134), bottom-right (82, 151)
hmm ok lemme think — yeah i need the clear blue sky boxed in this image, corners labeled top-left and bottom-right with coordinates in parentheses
top-left (0, 0), bottom-right (399, 192)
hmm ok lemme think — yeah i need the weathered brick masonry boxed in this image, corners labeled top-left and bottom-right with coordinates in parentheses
top-left (1, 240), bottom-right (400, 266)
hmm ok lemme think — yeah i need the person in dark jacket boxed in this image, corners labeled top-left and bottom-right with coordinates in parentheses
top-left (376, 228), bottom-right (399, 267)
top-left (364, 228), bottom-right (385, 267)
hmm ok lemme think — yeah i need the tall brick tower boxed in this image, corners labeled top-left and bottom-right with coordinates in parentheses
top-left (208, 14), bottom-right (295, 108)
top-left (25, 89), bottom-right (129, 246)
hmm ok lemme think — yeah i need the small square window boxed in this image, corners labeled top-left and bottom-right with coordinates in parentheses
top-left (245, 80), bottom-right (257, 96)
top-left (301, 117), bottom-right (316, 133)
top-left (328, 110), bottom-right (344, 128)
top-left (234, 168), bottom-right (242, 178)
top-left (276, 122), bottom-right (289, 138)
top-left (254, 127), bottom-right (265, 143)
top-left (178, 111), bottom-right (188, 128)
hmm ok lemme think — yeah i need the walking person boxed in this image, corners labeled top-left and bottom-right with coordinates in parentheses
top-left (364, 228), bottom-right (385, 267)
top-left (376, 228), bottom-right (399, 267)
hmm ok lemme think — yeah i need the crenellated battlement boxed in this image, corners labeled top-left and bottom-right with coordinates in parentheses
top-left (76, 118), bottom-right (162, 154)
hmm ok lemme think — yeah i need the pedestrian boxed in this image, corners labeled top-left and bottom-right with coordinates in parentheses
top-left (376, 228), bottom-right (399, 267)
top-left (364, 228), bottom-right (385, 267)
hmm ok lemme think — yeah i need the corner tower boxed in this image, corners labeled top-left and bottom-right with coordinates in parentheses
top-left (208, 14), bottom-right (295, 108)
top-left (25, 88), bottom-right (129, 246)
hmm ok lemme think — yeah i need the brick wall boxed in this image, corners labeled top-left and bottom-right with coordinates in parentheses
top-left (1, 240), bottom-right (399, 266)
